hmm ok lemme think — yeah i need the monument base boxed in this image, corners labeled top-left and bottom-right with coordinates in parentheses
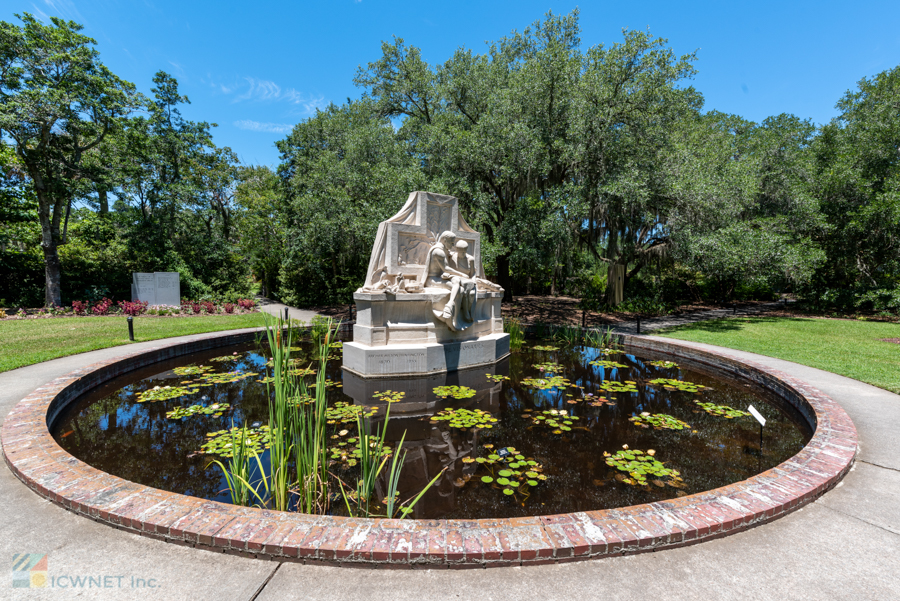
top-left (343, 333), bottom-right (510, 378)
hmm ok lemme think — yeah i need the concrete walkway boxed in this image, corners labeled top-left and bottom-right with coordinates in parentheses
top-left (256, 298), bottom-right (321, 324)
top-left (610, 301), bottom-right (787, 335)
top-left (1, 328), bottom-right (898, 599)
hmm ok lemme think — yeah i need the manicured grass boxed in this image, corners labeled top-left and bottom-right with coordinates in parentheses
top-left (655, 316), bottom-right (900, 393)
top-left (0, 313), bottom-right (267, 373)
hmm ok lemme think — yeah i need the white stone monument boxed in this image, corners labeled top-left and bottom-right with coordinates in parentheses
top-left (343, 191), bottom-right (509, 378)
top-left (131, 272), bottom-right (181, 307)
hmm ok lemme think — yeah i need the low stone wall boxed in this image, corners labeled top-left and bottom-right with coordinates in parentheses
top-left (1, 330), bottom-right (858, 568)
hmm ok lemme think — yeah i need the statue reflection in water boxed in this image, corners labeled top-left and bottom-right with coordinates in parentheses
top-left (343, 363), bottom-right (506, 519)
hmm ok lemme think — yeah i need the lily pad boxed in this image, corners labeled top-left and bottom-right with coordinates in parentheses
top-left (433, 385), bottom-right (476, 399)
top-left (603, 447), bottom-right (684, 487)
top-left (373, 389), bottom-right (406, 403)
top-left (136, 385), bottom-right (199, 403)
top-left (533, 362), bottom-right (565, 372)
top-left (172, 365), bottom-right (213, 376)
top-left (589, 359), bottom-right (628, 369)
top-left (200, 424), bottom-right (271, 457)
top-left (694, 401), bottom-right (750, 418)
top-left (628, 412), bottom-right (691, 430)
top-left (529, 409), bottom-right (580, 432)
top-left (430, 407), bottom-right (497, 429)
top-left (649, 360), bottom-right (678, 368)
top-left (596, 379), bottom-right (638, 394)
top-left (166, 403), bottom-right (231, 419)
top-left (648, 378), bottom-right (707, 393)
top-left (521, 375), bottom-right (571, 390)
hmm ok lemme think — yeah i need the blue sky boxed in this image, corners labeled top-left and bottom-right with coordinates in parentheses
top-left (8, 0), bottom-right (900, 167)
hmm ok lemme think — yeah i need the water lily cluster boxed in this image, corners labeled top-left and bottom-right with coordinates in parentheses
top-left (589, 359), bottom-right (628, 369)
top-left (430, 407), bottom-right (498, 429)
top-left (648, 378), bottom-right (707, 393)
top-left (694, 401), bottom-right (750, 418)
top-left (201, 425), bottom-right (271, 457)
top-left (526, 408), bottom-right (580, 433)
top-left (477, 446), bottom-right (547, 498)
top-left (604, 447), bottom-right (684, 487)
top-left (629, 412), bottom-right (691, 430)
top-left (433, 385), bottom-right (476, 399)
top-left (166, 403), bottom-right (230, 419)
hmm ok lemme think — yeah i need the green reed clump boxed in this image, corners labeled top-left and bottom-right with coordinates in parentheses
top-left (335, 403), bottom-right (443, 518)
top-left (552, 324), bottom-right (582, 346)
top-left (208, 423), bottom-right (267, 507)
top-left (584, 326), bottom-right (615, 349)
top-left (213, 314), bottom-right (440, 518)
top-left (504, 317), bottom-right (525, 351)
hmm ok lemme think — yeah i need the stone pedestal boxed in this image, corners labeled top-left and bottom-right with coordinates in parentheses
top-left (344, 290), bottom-right (509, 378)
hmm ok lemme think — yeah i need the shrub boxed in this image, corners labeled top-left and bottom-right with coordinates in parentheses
top-left (0, 308), bottom-right (6, 319)
top-left (71, 300), bottom-right (88, 315)
top-left (191, 302), bottom-right (202, 315)
top-left (200, 300), bottom-right (216, 314)
top-left (223, 302), bottom-right (235, 314)
top-left (92, 298), bottom-right (114, 316)
top-left (237, 298), bottom-right (256, 310)
top-left (118, 300), bottom-right (149, 316)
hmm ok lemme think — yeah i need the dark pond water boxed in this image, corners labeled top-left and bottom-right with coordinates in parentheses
top-left (53, 334), bottom-right (810, 519)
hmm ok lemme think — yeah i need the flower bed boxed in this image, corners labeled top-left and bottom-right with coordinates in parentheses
top-left (1, 298), bottom-right (258, 320)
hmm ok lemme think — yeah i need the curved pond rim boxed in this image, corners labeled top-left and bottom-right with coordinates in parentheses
top-left (1, 327), bottom-right (858, 568)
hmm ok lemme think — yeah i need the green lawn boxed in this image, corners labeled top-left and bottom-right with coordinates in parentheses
top-left (655, 316), bottom-right (900, 393)
top-left (0, 313), bottom-right (267, 373)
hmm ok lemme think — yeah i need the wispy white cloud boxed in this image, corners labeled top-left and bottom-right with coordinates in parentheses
top-left (203, 75), bottom-right (324, 115)
top-left (168, 61), bottom-right (186, 78)
top-left (234, 120), bottom-right (294, 134)
top-left (31, 3), bottom-right (53, 22)
top-left (42, 0), bottom-right (85, 22)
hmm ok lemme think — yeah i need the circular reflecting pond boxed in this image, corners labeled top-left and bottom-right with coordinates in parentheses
top-left (53, 334), bottom-right (810, 519)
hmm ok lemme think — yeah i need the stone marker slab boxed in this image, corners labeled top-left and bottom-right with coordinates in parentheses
top-left (132, 272), bottom-right (180, 307)
top-left (154, 272), bottom-right (181, 307)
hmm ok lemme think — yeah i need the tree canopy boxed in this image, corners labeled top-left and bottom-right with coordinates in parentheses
top-left (1, 10), bottom-right (898, 317)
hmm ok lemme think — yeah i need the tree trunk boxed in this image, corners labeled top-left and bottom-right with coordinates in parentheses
top-left (42, 240), bottom-right (63, 307)
top-left (496, 253), bottom-right (513, 302)
top-left (98, 188), bottom-right (109, 214)
top-left (34, 185), bottom-right (64, 307)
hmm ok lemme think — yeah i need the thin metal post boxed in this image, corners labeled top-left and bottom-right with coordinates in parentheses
top-left (127, 316), bottom-right (134, 341)
top-left (759, 424), bottom-right (764, 472)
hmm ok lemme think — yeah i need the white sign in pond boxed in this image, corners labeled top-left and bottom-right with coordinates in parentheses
top-left (747, 404), bottom-right (767, 427)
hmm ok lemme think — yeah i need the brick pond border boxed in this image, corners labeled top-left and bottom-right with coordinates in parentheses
top-left (1, 328), bottom-right (858, 568)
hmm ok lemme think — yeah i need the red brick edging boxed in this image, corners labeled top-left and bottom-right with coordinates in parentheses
top-left (1, 330), bottom-right (858, 568)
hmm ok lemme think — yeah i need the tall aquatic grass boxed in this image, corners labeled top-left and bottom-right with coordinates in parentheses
top-left (552, 324), bottom-right (582, 346)
top-left (214, 315), bottom-right (441, 518)
top-left (208, 423), bottom-right (268, 507)
top-left (584, 326), bottom-right (615, 348)
top-left (336, 404), bottom-right (444, 518)
top-left (504, 317), bottom-right (525, 351)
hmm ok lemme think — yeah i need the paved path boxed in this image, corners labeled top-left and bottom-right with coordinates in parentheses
top-left (611, 301), bottom-right (787, 334)
top-left (1, 328), bottom-right (897, 599)
top-left (256, 298), bottom-right (320, 324)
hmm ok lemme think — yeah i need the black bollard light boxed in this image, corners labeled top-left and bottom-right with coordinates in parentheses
top-left (636, 315), bottom-right (641, 334)
top-left (284, 307), bottom-right (289, 321)
top-left (127, 315), bottom-right (134, 341)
